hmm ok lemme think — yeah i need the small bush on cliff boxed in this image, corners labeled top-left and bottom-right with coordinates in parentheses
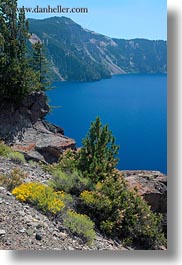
top-left (63, 210), bottom-right (96, 245)
top-left (8, 152), bottom-right (26, 164)
top-left (77, 117), bottom-right (119, 183)
top-left (46, 149), bottom-right (78, 175)
top-left (0, 168), bottom-right (27, 191)
top-left (58, 149), bottom-right (79, 173)
top-left (0, 142), bottom-right (25, 163)
top-left (49, 169), bottom-right (92, 195)
top-left (80, 172), bottom-right (166, 249)
top-left (0, 142), bottom-right (12, 157)
top-left (47, 149), bottom-right (93, 195)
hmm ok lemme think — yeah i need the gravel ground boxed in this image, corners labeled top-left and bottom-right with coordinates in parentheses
top-left (0, 157), bottom-right (126, 251)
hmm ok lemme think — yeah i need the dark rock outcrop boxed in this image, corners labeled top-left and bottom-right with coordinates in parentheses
top-left (0, 91), bottom-right (76, 163)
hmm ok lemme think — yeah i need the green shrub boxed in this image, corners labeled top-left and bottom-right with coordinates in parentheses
top-left (0, 142), bottom-right (13, 157)
top-left (0, 142), bottom-right (26, 164)
top-left (49, 169), bottom-right (93, 195)
top-left (58, 149), bottom-right (78, 173)
top-left (0, 168), bottom-right (27, 191)
top-left (44, 149), bottom-right (78, 174)
top-left (77, 117), bottom-right (119, 183)
top-left (28, 160), bottom-right (39, 166)
top-left (8, 151), bottom-right (26, 164)
top-left (80, 173), bottom-right (166, 249)
top-left (63, 210), bottom-right (96, 245)
top-left (12, 182), bottom-right (65, 214)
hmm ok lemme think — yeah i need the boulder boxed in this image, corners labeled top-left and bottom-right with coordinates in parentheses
top-left (124, 170), bottom-right (167, 235)
top-left (0, 91), bottom-right (76, 163)
top-left (124, 170), bottom-right (167, 214)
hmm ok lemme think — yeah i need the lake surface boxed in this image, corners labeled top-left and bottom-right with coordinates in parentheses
top-left (46, 74), bottom-right (167, 174)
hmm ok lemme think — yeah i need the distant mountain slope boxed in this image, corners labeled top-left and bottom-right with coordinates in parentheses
top-left (28, 17), bottom-right (167, 82)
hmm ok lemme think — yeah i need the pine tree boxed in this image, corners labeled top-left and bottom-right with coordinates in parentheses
top-left (0, 0), bottom-right (39, 102)
top-left (78, 117), bottom-right (119, 182)
top-left (31, 41), bottom-right (51, 91)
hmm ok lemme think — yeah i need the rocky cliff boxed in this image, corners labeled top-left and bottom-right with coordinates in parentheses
top-left (28, 17), bottom-right (167, 82)
top-left (0, 92), bottom-right (76, 163)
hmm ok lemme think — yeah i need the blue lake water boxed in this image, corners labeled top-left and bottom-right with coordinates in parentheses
top-left (46, 74), bottom-right (167, 174)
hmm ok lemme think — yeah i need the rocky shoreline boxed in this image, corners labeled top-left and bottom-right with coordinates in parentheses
top-left (0, 92), bottom-right (167, 250)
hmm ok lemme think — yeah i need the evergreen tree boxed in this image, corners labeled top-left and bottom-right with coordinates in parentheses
top-left (0, 0), bottom-right (39, 102)
top-left (31, 41), bottom-right (51, 91)
top-left (78, 117), bottom-right (119, 182)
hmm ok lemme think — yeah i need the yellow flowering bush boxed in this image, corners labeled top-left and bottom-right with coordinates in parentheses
top-left (80, 190), bottom-right (112, 211)
top-left (80, 190), bottom-right (96, 204)
top-left (56, 190), bottom-right (74, 208)
top-left (12, 182), bottom-right (65, 214)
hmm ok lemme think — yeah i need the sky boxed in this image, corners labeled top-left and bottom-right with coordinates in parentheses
top-left (17, 0), bottom-right (167, 40)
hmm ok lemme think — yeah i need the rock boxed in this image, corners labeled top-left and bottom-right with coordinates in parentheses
top-left (0, 156), bottom-right (52, 184)
top-left (42, 121), bottom-right (64, 135)
top-left (0, 91), bottom-right (76, 164)
top-left (5, 240), bottom-right (12, 246)
top-left (18, 211), bottom-right (26, 217)
top-left (0, 230), bottom-right (6, 236)
top-left (159, 245), bottom-right (167, 250)
top-left (35, 233), bottom-right (42, 241)
top-left (19, 228), bottom-right (26, 233)
top-left (59, 232), bottom-right (67, 239)
top-left (67, 246), bottom-right (75, 250)
top-left (124, 170), bottom-right (167, 213)
top-left (21, 91), bottom-right (50, 123)
top-left (36, 224), bottom-right (43, 230)
top-left (0, 91), bottom-right (48, 139)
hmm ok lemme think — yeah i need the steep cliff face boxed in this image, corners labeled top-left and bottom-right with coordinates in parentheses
top-left (28, 17), bottom-right (167, 82)
top-left (0, 92), bottom-right (76, 163)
